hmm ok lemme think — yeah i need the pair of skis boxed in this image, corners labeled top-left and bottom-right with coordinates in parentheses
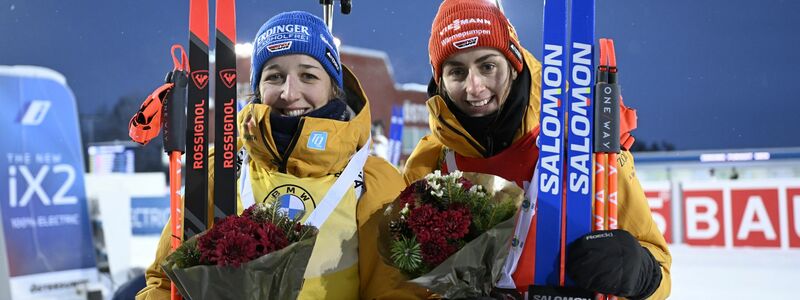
top-left (129, 1), bottom-right (238, 299)
top-left (183, 0), bottom-right (237, 239)
top-left (175, 0), bottom-right (238, 298)
top-left (532, 0), bottom-right (622, 298)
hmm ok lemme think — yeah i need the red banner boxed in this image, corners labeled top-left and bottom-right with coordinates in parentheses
top-left (788, 188), bottom-right (800, 248)
top-left (682, 189), bottom-right (725, 246)
top-left (730, 188), bottom-right (781, 247)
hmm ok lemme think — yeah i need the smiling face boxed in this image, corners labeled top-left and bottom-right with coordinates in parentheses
top-left (440, 48), bottom-right (517, 117)
top-left (258, 54), bottom-right (333, 117)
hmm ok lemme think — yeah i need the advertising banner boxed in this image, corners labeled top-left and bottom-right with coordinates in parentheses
top-left (0, 66), bottom-right (98, 299)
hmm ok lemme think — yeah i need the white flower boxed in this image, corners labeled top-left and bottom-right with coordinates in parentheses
top-left (451, 170), bottom-right (463, 179)
top-left (431, 190), bottom-right (444, 198)
top-left (428, 180), bottom-right (441, 190)
top-left (400, 203), bottom-right (410, 215)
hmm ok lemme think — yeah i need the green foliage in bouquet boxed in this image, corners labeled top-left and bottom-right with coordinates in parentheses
top-left (388, 170), bottom-right (518, 277)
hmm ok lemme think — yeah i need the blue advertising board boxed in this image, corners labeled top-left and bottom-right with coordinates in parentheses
top-left (0, 66), bottom-right (97, 299)
top-left (131, 196), bottom-right (170, 236)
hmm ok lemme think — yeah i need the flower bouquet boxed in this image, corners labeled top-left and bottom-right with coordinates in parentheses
top-left (161, 202), bottom-right (318, 300)
top-left (380, 171), bottom-right (526, 298)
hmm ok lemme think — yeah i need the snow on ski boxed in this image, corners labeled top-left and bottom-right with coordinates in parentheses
top-left (213, 0), bottom-right (237, 220)
top-left (184, 0), bottom-right (210, 239)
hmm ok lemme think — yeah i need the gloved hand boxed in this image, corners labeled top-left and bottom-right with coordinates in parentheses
top-left (566, 229), bottom-right (662, 300)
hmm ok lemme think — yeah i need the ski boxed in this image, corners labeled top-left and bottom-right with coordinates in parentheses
top-left (184, 0), bottom-right (210, 239)
top-left (535, 0), bottom-right (568, 287)
top-left (564, 0), bottom-right (595, 287)
top-left (213, 0), bottom-right (237, 220)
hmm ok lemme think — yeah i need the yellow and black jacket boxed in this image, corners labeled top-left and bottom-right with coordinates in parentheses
top-left (403, 48), bottom-right (672, 300)
top-left (137, 67), bottom-right (428, 300)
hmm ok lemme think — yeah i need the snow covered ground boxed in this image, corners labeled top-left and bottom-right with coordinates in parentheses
top-left (669, 245), bottom-right (800, 299)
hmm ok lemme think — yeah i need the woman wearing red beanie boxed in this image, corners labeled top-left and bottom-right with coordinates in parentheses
top-left (403, 1), bottom-right (671, 299)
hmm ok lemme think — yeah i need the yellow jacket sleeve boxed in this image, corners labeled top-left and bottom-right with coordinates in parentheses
top-left (137, 149), bottom-right (217, 300)
top-left (135, 223), bottom-right (172, 300)
top-left (616, 150), bottom-right (672, 300)
top-left (359, 156), bottom-right (430, 299)
top-left (402, 136), bottom-right (443, 186)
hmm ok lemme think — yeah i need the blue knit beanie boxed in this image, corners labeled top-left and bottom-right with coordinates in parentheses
top-left (250, 11), bottom-right (343, 95)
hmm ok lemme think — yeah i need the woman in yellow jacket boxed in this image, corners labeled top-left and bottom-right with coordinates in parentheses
top-left (403, 1), bottom-right (671, 299)
top-left (137, 11), bottom-right (426, 300)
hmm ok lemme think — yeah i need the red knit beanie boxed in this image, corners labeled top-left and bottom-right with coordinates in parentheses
top-left (429, 0), bottom-right (524, 84)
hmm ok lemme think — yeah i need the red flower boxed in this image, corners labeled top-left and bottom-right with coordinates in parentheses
top-left (441, 205), bottom-right (472, 240)
top-left (196, 213), bottom-right (289, 267)
top-left (398, 181), bottom-right (426, 208)
top-left (458, 177), bottom-right (474, 191)
top-left (406, 204), bottom-right (443, 243)
top-left (420, 236), bottom-right (456, 266)
top-left (213, 231), bottom-right (259, 267)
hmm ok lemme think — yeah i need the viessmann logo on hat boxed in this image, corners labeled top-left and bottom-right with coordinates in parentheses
top-left (439, 18), bottom-right (492, 36)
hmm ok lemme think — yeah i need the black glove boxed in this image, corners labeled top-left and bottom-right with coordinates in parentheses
top-left (566, 229), bottom-right (662, 300)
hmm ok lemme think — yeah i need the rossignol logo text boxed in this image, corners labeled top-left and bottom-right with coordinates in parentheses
top-left (221, 99), bottom-right (236, 169)
top-left (439, 18), bottom-right (492, 36)
top-left (191, 99), bottom-right (206, 170)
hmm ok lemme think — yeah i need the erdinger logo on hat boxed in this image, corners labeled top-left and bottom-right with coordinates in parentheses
top-left (453, 37), bottom-right (479, 49)
top-left (262, 24), bottom-right (310, 43)
top-left (257, 24), bottom-right (311, 53)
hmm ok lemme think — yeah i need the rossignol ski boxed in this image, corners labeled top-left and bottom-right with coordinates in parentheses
top-left (184, 0), bottom-right (210, 240)
top-left (213, 0), bottom-right (237, 220)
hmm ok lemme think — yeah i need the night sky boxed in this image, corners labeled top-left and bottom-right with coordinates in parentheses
top-left (2, 0), bottom-right (799, 150)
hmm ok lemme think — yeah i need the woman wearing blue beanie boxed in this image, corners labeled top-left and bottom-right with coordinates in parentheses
top-left (138, 11), bottom-right (428, 300)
